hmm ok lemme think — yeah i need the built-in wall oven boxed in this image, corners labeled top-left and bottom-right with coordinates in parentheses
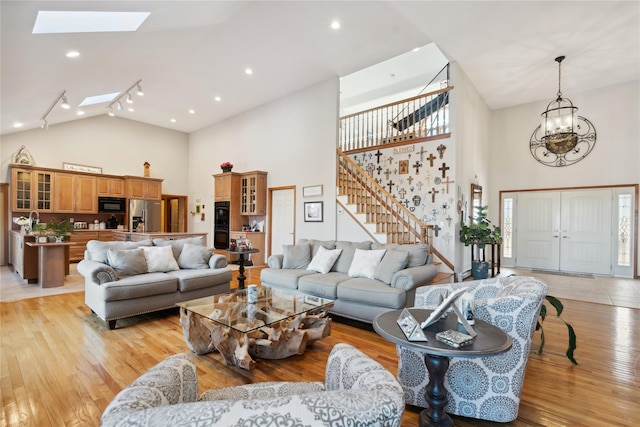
top-left (213, 201), bottom-right (230, 249)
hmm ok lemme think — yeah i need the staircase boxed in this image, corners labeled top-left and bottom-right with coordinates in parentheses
top-left (336, 150), bottom-right (455, 283)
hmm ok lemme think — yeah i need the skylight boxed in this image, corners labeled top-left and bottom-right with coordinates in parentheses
top-left (79, 92), bottom-right (120, 107)
top-left (33, 11), bottom-right (150, 34)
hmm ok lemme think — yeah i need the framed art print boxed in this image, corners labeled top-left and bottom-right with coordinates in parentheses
top-left (303, 185), bottom-right (323, 197)
top-left (304, 201), bottom-right (323, 222)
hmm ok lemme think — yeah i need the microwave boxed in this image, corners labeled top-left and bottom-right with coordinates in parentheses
top-left (98, 197), bottom-right (126, 213)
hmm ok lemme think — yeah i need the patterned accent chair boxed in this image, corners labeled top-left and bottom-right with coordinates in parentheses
top-left (101, 343), bottom-right (405, 427)
top-left (397, 276), bottom-right (547, 422)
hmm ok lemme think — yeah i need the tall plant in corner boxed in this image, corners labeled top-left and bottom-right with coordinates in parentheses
top-left (537, 295), bottom-right (578, 365)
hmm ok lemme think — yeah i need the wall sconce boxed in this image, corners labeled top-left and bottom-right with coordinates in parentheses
top-left (107, 79), bottom-right (143, 116)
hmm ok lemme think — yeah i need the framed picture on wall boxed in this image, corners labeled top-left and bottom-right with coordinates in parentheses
top-left (304, 201), bottom-right (323, 222)
top-left (303, 185), bottom-right (323, 197)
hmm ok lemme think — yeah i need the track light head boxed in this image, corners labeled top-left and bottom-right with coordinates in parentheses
top-left (117, 101), bottom-right (123, 111)
top-left (61, 95), bottom-right (70, 109)
top-left (41, 119), bottom-right (48, 129)
top-left (126, 93), bottom-right (133, 104)
top-left (136, 84), bottom-right (144, 96)
top-left (107, 107), bottom-right (115, 117)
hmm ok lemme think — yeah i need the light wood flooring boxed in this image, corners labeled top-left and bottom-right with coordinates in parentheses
top-left (1, 267), bottom-right (639, 426)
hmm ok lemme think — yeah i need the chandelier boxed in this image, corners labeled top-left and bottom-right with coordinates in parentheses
top-left (530, 56), bottom-right (597, 167)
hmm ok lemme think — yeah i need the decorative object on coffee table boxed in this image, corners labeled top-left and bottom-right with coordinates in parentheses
top-left (220, 161), bottom-right (233, 172)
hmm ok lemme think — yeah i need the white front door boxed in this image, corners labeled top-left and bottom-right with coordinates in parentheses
top-left (270, 187), bottom-right (295, 256)
top-left (514, 189), bottom-right (612, 275)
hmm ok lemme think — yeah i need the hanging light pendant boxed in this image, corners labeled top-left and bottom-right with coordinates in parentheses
top-left (541, 56), bottom-right (578, 154)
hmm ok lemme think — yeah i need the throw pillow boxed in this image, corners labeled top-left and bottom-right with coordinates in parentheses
top-left (306, 246), bottom-right (343, 274)
top-left (348, 248), bottom-right (386, 279)
top-left (107, 248), bottom-right (148, 277)
top-left (332, 241), bottom-right (373, 273)
top-left (374, 250), bottom-right (409, 284)
top-left (282, 243), bottom-right (311, 269)
top-left (141, 246), bottom-right (180, 273)
top-left (153, 236), bottom-right (206, 259)
top-left (178, 243), bottom-right (213, 269)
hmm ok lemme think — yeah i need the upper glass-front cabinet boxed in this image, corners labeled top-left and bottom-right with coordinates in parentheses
top-left (239, 171), bottom-right (267, 216)
top-left (11, 167), bottom-right (54, 212)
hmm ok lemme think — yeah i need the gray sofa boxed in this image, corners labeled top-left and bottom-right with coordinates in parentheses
top-left (260, 239), bottom-right (439, 323)
top-left (77, 237), bottom-right (232, 329)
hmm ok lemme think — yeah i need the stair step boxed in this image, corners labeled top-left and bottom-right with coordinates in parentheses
top-left (432, 271), bottom-right (455, 284)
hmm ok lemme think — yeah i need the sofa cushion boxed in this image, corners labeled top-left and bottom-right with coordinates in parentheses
top-left (142, 246), bottom-right (180, 272)
top-left (101, 273), bottom-right (178, 301)
top-left (307, 246), bottom-right (342, 274)
top-left (337, 278), bottom-right (406, 309)
top-left (298, 272), bottom-right (350, 299)
top-left (153, 236), bottom-right (206, 259)
top-left (282, 243), bottom-right (311, 269)
top-left (348, 248), bottom-right (386, 279)
top-left (297, 239), bottom-right (336, 257)
top-left (374, 250), bottom-right (409, 284)
top-left (107, 248), bottom-right (148, 277)
top-left (167, 268), bottom-right (232, 292)
top-left (261, 268), bottom-right (316, 290)
top-left (372, 243), bottom-right (429, 267)
top-left (178, 243), bottom-right (213, 269)
top-left (86, 239), bottom-right (153, 264)
top-left (332, 241), bottom-right (372, 273)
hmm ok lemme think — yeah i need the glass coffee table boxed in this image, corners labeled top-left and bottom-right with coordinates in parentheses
top-left (177, 286), bottom-right (333, 369)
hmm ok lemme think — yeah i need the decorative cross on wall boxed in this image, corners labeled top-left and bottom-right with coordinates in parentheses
top-left (398, 188), bottom-right (407, 199)
top-left (426, 153), bottom-right (437, 167)
top-left (376, 165), bottom-right (383, 175)
top-left (384, 169), bottom-right (392, 180)
top-left (375, 150), bottom-right (383, 164)
top-left (413, 161), bottom-right (422, 174)
top-left (399, 160), bottom-right (409, 174)
top-left (428, 187), bottom-right (440, 202)
top-left (417, 146), bottom-right (427, 161)
top-left (437, 144), bottom-right (447, 158)
top-left (387, 180), bottom-right (395, 193)
top-left (439, 163), bottom-right (449, 178)
top-left (433, 224), bottom-right (441, 237)
top-left (416, 181), bottom-right (424, 191)
top-left (425, 170), bottom-right (431, 186)
top-left (366, 163), bottom-right (375, 175)
top-left (387, 156), bottom-right (394, 164)
top-left (407, 176), bottom-right (413, 185)
top-left (442, 177), bottom-right (455, 194)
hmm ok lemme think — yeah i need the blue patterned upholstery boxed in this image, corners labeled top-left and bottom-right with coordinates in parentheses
top-left (101, 343), bottom-right (404, 427)
top-left (397, 276), bottom-right (547, 422)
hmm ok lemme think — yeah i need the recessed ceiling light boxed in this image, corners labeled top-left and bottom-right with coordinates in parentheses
top-left (214, 96), bottom-right (222, 102)
top-left (245, 68), bottom-right (253, 75)
top-left (127, 107), bottom-right (134, 112)
top-left (76, 110), bottom-right (85, 116)
top-left (170, 118), bottom-right (176, 123)
top-left (412, 47), bottom-right (420, 52)
top-left (66, 50), bottom-right (80, 58)
top-left (79, 92), bottom-right (120, 107)
top-left (330, 20), bottom-right (341, 30)
top-left (189, 109), bottom-right (195, 114)
top-left (13, 122), bottom-right (23, 128)
top-left (33, 11), bottom-right (150, 34)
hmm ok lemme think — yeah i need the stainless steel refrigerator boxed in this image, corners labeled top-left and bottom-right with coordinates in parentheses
top-left (129, 199), bottom-right (162, 232)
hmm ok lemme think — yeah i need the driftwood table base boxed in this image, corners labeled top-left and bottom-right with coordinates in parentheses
top-left (180, 307), bottom-right (332, 370)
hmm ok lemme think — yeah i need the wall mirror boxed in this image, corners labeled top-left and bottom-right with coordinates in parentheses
top-left (470, 184), bottom-right (482, 224)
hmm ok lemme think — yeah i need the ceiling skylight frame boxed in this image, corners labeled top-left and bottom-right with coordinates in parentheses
top-left (33, 11), bottom-right (150, 34)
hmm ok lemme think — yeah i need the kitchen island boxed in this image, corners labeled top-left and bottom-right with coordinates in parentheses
top-left (112, 231), bottom-right (208, 244)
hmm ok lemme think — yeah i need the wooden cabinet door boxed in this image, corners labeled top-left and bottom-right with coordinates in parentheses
top-left (54, 173), bottom-right (75, 212)
top-left (145, 180), bottom-right (161, 199)
top-left (127, 179), bottom-right (146, 198)
top-left (240, 172), bottom-right (267, 215)
top-left (214, 174), bottom-right (232, 201)
top-left (97, 177), bottom-right (125, 197)
top-left (75, 175), bottom-right (97, 213)
top-left (126, 178), bottom-right (162, 199)
top-left (34, 171), bottom-right (54, 211)
top-left (11, 168), bottom-right (33, 212)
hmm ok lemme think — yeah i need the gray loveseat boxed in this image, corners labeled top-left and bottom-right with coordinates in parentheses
top-left (260, 239), bottom-right (439, 323)
top-left (78, 237), bottom-right (232, 329)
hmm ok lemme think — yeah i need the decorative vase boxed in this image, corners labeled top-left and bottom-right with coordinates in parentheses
top-left (221, 166), bottom-right (232, 172)
top-left (471, 261), bottom-right (489, 280)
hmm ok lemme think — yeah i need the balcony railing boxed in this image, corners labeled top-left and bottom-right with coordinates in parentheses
top-left (339, 86), bottom-right (452, 153)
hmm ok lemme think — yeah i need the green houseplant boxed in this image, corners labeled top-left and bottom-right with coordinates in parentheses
top-left (537, 295), bottom-right (578, 365)
top-left (47, 218), bottom-right (74, 242)
top-left (459, 205), bottom-right (501, 279)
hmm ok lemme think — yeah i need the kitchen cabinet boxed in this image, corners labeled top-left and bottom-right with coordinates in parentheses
top-left (10, 167), bottom-right (54, 212)
top-left (229, 231), bottom-right (266, 265)
top-left (240, 171), bottom-right (267, 215)
top-left (54, 173), bottom-right (97, 213)
top-left (125, 177), bottom-right (163, 200)
top-left (97, 177), bottom-right (125, 197)
top-left (213, 172), bottom-right (240, 201)
top-left (67, 230), bottom-right (115, 261)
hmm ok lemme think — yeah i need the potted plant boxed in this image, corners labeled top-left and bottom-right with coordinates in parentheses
top-left (47, 218), bottom-right (74, 242)
top-left (220, 161), bottom-right (233, 172)
top-left (459, 205), bottom-right (501, 279)
top-left (31, 223), bottom-right (49, 243)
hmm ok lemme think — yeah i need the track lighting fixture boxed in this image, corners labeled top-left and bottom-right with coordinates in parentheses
top-left (107, 79), bottom-right (143, 116)
top-left (40, 90), bottom-right (70, 130)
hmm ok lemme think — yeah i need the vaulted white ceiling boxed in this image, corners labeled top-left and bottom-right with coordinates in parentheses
top-left (2, 1), bottom-right (638, 136)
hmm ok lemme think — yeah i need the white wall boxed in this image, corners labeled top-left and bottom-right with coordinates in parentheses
top-left (187, 78), bottom-right (340, 248)
top-left (1, 115), bottom-right (190, 195)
